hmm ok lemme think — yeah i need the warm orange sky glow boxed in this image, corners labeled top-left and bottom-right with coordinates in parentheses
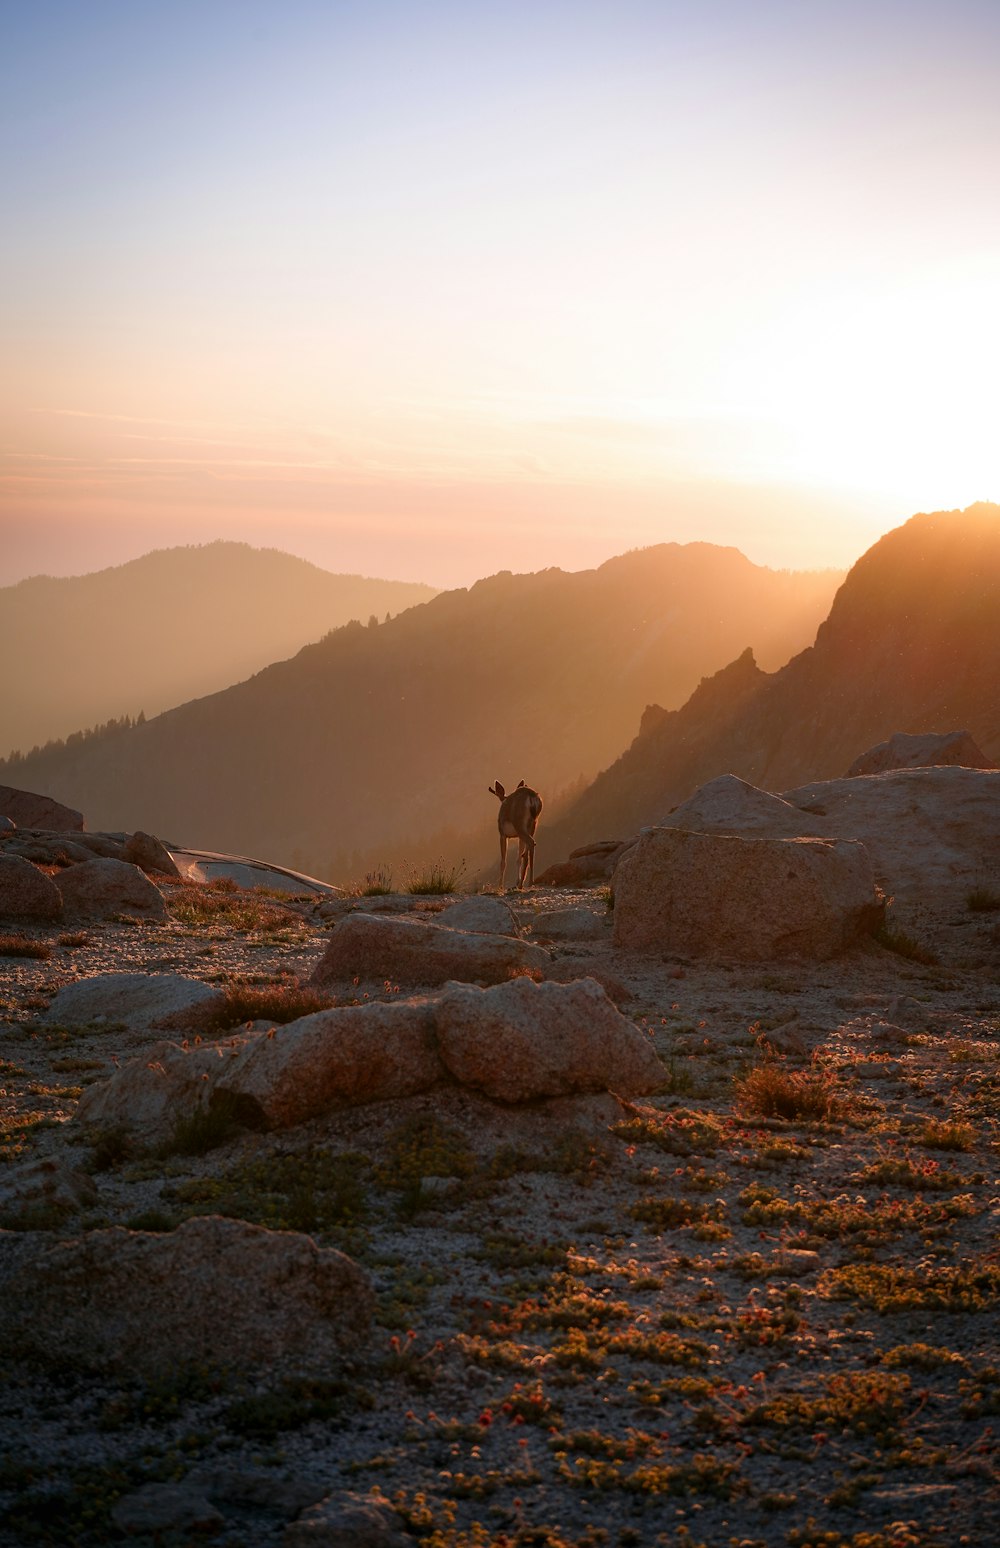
top-left (2, 1), bottom-right (998, 586)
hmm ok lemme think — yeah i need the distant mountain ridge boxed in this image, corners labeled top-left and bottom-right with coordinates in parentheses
top-left (0, 543), bottom-right (841, 880)
top-left (0, 542), bottom-right (437, 758)
top-left (543, 503), bottom-right (1000, 859)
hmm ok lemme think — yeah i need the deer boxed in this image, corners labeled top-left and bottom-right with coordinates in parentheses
top-left (488, 779), bottom-right (543, 890)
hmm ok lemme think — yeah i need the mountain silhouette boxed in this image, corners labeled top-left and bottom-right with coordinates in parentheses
top-left (0, 542), bottom-right (437, 759)
top-left (0, 543), bottom-right (839, 881)
top-left (543, 503), bottom-right (1000, 860)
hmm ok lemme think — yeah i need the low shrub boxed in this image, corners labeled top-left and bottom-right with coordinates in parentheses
top-left (0, 934), bottom-right (51, 960)
top-left (735, 1061), bottom-right (844, 1121)
top-left (406, 860), bottom-right (466, 895)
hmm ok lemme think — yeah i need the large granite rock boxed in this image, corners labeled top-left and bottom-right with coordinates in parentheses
top-left (433, 976), bottom-right (664, 1102)
top-left (782, 766), bottom-right (1000, 934)
top-left (0, 1158), bottom-right (98, 1224)
top-left (284, 1492), bottom-right (410, 1547)
top-left (846, 729), bottom-right (995, 777)
top-left (216, 999), bottom-right (444, 1129)
top-left (665, 774), bottom-right (812, 837)
top-left (434, 895), bottom-right (520, 935)
top-left (0, 785), bottom-right (83, 832)
top-left (74, 977), bottom-right (660, 1142)
top-left (0, 1216), bottom-right (373, 1376)
top-left (613, 826), bottom-right (881, 960)
top-left (45, 972), bottom-right (223, 1033)
top-left (531, 906), bottom-right (609, 942)
top-left (55, 857), bottom-right (167, 920)
top-left (536, 840), bottom-right (628, 887)
top-left (0, 854), bottom-right (63, 920)
top-left (74, 1037), bottom-right (237, 1143)
top-left (309, 911), bottom-right (548, 989)
top-left (123, 830), bottom-right (181, 878)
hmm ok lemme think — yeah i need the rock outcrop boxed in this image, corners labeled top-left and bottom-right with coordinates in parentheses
top-left (0, 854), bottom-right (63, 920)
top-left (74, 1038), bottom-right (238, 1142)
top-left (531, 906), bottom-right (610, 941)
top-left (45, 972), bottom-right (224, 1033)
top-left (284, 1492), bottom-right (410, 1547)
top-left (216, 1000), bottom-right (444, 1130)
top-left (0, 785), bottom-right (83, 832)
top-left (433, 977), bottom-right (664, 1102)
top-left (309, 911), bottom-right (548, 989)
top-left (123, 829), bottom-right (182, 877)
top-left (536, 840), bottom-right (628, 887)
top-left (0, 1158), bottom-right (98, 1224)
top-left (846, 729), bottom-right (995, 777)
top-left (55, 857), bottom-right (167, 920)
top-left (665, 774), bottom-right (811, 838)
top-left (74, 977), bottom-right (659, 1141)
top-left (782, 766), bottom-right (1000, 932)
top-left (0, 1216), bottom-right (373, 1376)
top-left (434, 895), bottom-right (520, 935)
top-left (613, 827), bottom-right (881, 960)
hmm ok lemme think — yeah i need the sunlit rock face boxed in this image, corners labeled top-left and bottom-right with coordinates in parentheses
top-left (307, 910), bottom-right (549, 989)
top-left (612, 826), bottom-right (880, 961)
top-left (845, 729), bottom-right (995, 777)
top-left (55, 857), bottom-right (167, 920)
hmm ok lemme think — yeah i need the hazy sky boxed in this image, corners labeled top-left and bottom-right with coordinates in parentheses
top-left (2, 0), bottom-right (998, 586)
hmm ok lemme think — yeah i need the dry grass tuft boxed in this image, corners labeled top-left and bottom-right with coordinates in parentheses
top-left (0, 933), bottom-right (51, 960)
top-left (735, 1060), bottom-right (845, 1122)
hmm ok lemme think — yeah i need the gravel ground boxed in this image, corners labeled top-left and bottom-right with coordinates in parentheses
top-left (1, 881), bottom-right (999, 1547)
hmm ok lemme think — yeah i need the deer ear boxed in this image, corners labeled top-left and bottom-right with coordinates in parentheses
top-left (517, 779), bottom-right (525, 789)
top-left (492, 781), bottom-right (505, 800)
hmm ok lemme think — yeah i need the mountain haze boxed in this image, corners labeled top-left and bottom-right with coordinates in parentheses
top-left (0, 543), bottom-right (437, 758)
top-left (543, 503), bottom-right (1000, 859)
top-left (0, 544), bottom-right (840, 879)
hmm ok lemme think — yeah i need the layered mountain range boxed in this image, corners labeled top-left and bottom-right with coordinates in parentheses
top-left (0, 542), bottom-right (437, 759)
top-left (543, 503), bottom-right (1000, 860)
top-left (0, 543), bottom-right (840, 880)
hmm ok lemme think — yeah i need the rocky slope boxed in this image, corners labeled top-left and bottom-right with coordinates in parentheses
top-left (0, 541), bottom-right (437, 759)
top-left (0, 543), bottom-right (840, 880)
top-left (544, 503), bottom-right (1000, 858)
top-left (0, 807), bottom-right (998, 1545)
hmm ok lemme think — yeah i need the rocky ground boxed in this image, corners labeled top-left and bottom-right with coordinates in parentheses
top-left (1, 873), bottom-right (999, 1548)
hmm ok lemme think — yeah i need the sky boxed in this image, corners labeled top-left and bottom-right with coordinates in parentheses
top-left (2, 0), bottom-right (998, 587)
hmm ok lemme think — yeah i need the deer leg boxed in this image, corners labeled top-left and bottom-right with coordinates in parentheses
top-left (517, 832), bottom-right (535, 889)
top-left (499, 833), bottom-right (509, 890)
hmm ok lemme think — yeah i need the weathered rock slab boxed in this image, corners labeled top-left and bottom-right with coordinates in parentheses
top-left (0, 1158), bottom-right (98, 1223)
top-left (284, 1492), bottom-right (410, 1547)
top-left (0, 784), bottom-right (83, 831)
top-left (665, 773), bottom-right (814, 837)
top-left (111, 1483), bottom-right (224, 1537)
top-left (846, 729), bottom-right (995, 777)
top-left (0, 853), bottom-right (63, 920)
top-left (781, 767), bottom-right (1000, 930)
top-left (309, 911), bottom-right (548, 988)
top-left (74, 1037), bottom-right (237, 1143)
top-left (45, 972), bottom-right (223, 1032)
top-left (123, 829), bottom-right (181, 877)
top-left (55, 857), bottom-right (167, 920)
top-left (434, 895), bottom-right (520, 935)
top-left (531, 905), bottom-right (609, 941)
top-left (0, 1216), bottom-right (373, 1375)
top-left (536, 841), bottom-right (629, 886)
top-left (217, 999), bottom-right (443, 1129)
top-left (612, 826), bottom-right (880, 960)
top-left (434, 976), bottom-right (664, 1102)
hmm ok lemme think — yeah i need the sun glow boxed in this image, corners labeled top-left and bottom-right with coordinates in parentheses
top-left (724, 264), bottom-right (1000, 506)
